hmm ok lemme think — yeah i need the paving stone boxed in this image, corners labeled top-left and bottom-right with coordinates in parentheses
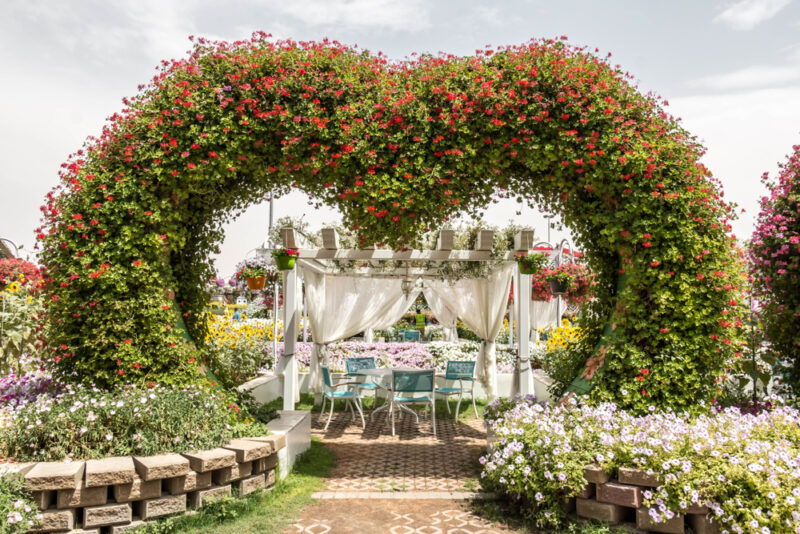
top-left (84, 457), bottom-right (135, 487)
top-left (213, 462), bottom-right (252, 485)
top-left (164, 471), bottom-right (212, 495)
top-left (244, 434), bottom-right (286, 454)
top-left (181, 448), bottom-right (236, 472)
top-left (188, 484), bottom-right (231, 508)
top-left (576, 498), bottom-right (625, 524)
top-left (139, 494), bottom-right (186, 520)
top-left (132, 454), bottom-right (190, 481)
top-left (636, 507), bottom-right (684, 533)
top-left (57, 484), bottom-right (107, 509)
top-left (29, 509), bottom-right (74, 533)
top-left (597, 481), bottom-right (643, 508)
top-left (109, 520), bottom-right (145, 533)
top-left (583, 464), bottom-right (611, 485)
top-left (83, 503), bottom-right (132, 528)
top-left (31, 490), bottom-right (54, 511)
top-left (253, 453), bottom-right (278, 474)
top-left (688, 513), bottom-right (721, 534)
top-left (235, 474), bottom-right (266, 496)
top-left (113, 476), bottom-right (161, 503)
top-left (222, 439), bottom-right (271, 462)
top-left (618, 466), bottom-right (660, 487)
top-left (25, 462), bottom-right (85, 491)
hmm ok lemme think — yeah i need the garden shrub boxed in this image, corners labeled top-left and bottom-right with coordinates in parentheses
top-left (0, 259), bottom-right (41, 291)
top-left (1, 384), bottom-right (270, 461)
top-left (0, 472), bottom-right (38, 534)
top-left (0, 281), bottom-right (46, 375)
top-left (482, 395), bottom-right (800, 532)
top-left (539, 319), bottom-right (589, 394)
top-left (750, 143), bottom-right (800, 394)
top-left (39, 35), bottom-right (744, 411)
top-left (205, 312), bottom-right (276, 387)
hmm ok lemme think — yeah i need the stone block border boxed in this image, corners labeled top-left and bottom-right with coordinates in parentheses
top-left (2, 411), bottom-right (311, 533)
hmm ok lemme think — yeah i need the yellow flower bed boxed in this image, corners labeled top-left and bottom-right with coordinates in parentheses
top-left (206, 309), bottom-right (283, 346)
top-left (543, 318), bottom-right (584, 352)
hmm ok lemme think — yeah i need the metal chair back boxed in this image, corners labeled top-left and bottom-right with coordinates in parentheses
top-left (392, 369), bottom-right (434, 394)
top-left (445, 361), bottom-right (476, 381)
top-left (321, 366), bottom-right (333, 389)
top-left (345, 357), bottom-right (376, 375)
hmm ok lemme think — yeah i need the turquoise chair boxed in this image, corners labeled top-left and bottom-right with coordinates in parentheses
top-left (435, 361), bottom-right (478, 419)
top-left (389, 369), bottom-right (436, 437)
top-left (403, 330), bottom-right (421, 341)
top-left (345, 357), bottom-right (383, 408)
top-left (320, 366), bottom-right (365, 431)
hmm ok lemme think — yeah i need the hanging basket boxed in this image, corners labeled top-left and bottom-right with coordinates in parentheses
top-left (275, 256), bottom-right (296, 271)
top-left (246, 276), bottom-right (266, 290)
top-left (547, 279), bottom-right (569, 296)
top-left (517, 262), bottom-right (536, 275)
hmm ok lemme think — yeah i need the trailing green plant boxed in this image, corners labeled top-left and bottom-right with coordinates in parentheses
top-left (545, 269), bottom-right (577, 291)
top-left (515, 251), bottom-right (548, 273)
top-left (0, 472), bottom-right (39, 534)
top-left (38, 35), bottom-right (744, 411)
top-left (1, 384), bottom-right (269, 461)
top-left (0, 284), bottom-right (46, 375)
top-left (270, 249), bottom-right (298, 259)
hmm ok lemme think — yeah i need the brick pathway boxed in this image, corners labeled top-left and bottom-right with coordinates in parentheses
top-left (311, 408), bottom-right (487, 493)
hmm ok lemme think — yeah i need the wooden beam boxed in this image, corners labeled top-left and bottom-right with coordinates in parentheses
top-left (513, 230), bottom-right (534, 251)
top-left (475, 229), bottom-right (494, 251)
top-left (292, 248), bottom-right (514, 261)
top-left (281, 228), bottom-right (297, 249)
top-left (321, 227), bottom-right (339, 249)
top-left (436, 230), bottom-right (454, 251)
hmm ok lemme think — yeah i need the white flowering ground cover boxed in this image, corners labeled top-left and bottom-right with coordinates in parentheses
top-left (481, 395), bottom-right (800, 533)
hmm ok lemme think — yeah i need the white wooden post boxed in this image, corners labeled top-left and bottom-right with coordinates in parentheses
top-left (518, 270), bottom-right (533, 396)
top-left (282, 266), bottom-right (298, 410)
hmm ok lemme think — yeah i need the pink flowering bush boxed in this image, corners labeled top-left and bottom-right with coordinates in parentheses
top-left (750, 143), bottom-right (800, 392)
top-left (481, 396), bottom-right (800, 532)
top-left (0, 473), bottom-right (38, 533)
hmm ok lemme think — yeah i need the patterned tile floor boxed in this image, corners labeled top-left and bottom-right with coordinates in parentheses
top-left (311, 408), bottom-right (488, 493)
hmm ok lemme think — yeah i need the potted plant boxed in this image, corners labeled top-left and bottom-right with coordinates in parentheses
top-left (545, 269), bottom-right (576, 296)
top-left (514, 251), bottom-right (548, 275)
top-left (241, 265), bottom-right (268, 290)
top-left (272, 248), bottom-right (299, 271)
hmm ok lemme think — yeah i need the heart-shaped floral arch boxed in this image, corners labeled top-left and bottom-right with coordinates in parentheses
top-left (39, 34), bottom-right (745, 411)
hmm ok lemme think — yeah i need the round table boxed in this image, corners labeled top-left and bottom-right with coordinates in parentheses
top-left (354, 368), bottom-right (431, 417)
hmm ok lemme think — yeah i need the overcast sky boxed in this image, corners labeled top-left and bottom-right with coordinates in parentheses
top-left (2, 0), bottom-right (799, 277)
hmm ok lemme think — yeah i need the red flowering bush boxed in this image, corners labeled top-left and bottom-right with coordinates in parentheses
top-left (38, 35), bottom-right (744, 410)
top-left (0, 259), bottom-right (42, 290)
top-left (531, 263), bottom-right (595, 303)
top-left (749, 143), bottom-right (800, 391)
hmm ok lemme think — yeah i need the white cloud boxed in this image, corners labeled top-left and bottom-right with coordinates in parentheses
top-left (271, 0), bottom-right (432, 32)
top-left (714, 0), bottom-right (792, 30)
top-left (693, 63), bottom-right (800, 90)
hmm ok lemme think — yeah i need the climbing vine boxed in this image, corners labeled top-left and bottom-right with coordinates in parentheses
top-left (39, 34), bottom-right (744, 410)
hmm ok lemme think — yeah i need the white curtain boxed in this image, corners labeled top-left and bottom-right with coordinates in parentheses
top-left (423, 288), bottom-right (458, 342)
top-left (427, 264), bottom-right (514, 399)
top-left (531, 299), bottom-right (560, 333)
top-left (302, 269), bottom-right (421, 393)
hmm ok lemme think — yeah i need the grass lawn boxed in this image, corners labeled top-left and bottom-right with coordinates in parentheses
top-left (132, 437), bottom-right (334, 534)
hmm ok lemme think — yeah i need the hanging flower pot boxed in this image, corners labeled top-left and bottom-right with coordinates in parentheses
top-left (272, 248), bottom-right (299, 271)
top-left (547, 278), bottom-right (569, 296)
top-left (546, 270), bottom-right (575, 297)
top-left (246, 276), bottom-right (266, 290)
top-left (514, 251), bottom-right (548, 276)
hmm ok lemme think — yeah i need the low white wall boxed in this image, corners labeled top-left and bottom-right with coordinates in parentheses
top-left (265, 410), bottom-right (311, 480)
top-left (241, 370), bottom-right (554, 407)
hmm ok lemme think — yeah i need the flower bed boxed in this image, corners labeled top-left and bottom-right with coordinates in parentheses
top-left (481, 395), bottom-right (800, 533)
top-left (268, 341), bottom-right (518, 374)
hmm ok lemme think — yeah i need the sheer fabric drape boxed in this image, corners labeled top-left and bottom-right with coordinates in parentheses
top-left (422, 288), bottom-right (458, 342)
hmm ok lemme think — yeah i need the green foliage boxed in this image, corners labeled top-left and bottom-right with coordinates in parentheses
top-left (1, 384), bottom-right (270, 461)
top-left (39, 36), bottom-right (744, 411)
top-left (0, 287), bottom-right (46, 375)
top-left (0, 473), bottom-right (39, 534)
top-left (515, 251), bottom-right (548, 273)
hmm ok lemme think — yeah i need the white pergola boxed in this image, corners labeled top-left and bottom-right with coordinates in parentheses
top-left (262, 227), bottom-right (540, 411)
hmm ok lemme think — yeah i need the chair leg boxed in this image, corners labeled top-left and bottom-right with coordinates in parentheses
top-left (354, 397), bottom-right (365, 429)
top-left (431, 400), bottom-right (436, 437)
top-left (320, 395), bottom-right (326, 417)
top-left (324, 396), bottom-right (335, 431)
top-left (443, 394), bottom-right (452, 414)
top-left (390, 401), bottom-right (395, 436)
top-left (471, 383), bottom-right (479, 418)
top-left (455, 390), bottom-right (463, 421)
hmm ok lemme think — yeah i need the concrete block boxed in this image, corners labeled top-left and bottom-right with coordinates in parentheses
top-left (133, 454), bottom-right (190, 481)
top-left (29, 509), bottom-right (74, 533)
top-left (164, 471), bottom-right (212, 495)
top-left (577, 484), bottom-right (594, 499)
top-left (26, 462), bottom-right (85, 491)
top-left (235, 473), bottom-right (266, 496)
top-left (583, 464), bottom-right (610, 485)
top-left (561, 496), bottom-right (576, 513)
top-left (618, 466), bottom-right (660, 487)
top-left (188, 484), bottom-right (231, 508)
top-left (181, 448), bottom-right (236, 472)
top-left (265, 469), bottom-right (276, 488)
top-left (688, 513), bottom-right (720, 534)
top-left (222, 439), bottom-right (270, 462)
top-left (83, 503), bottom-right (132, 528)
top-left (253, 453), bottom-right (278, 474)
top-left (244, 434), bottom-right (286, 454)
top-left (139, 494), bottom-right (186, 520)
top-left (66, 529), bottom-right (101, 534)
top-left (85, 457), bottom-right (136, 487)
top-left (113, 476), bottom-right (161, 503)
top-left (597, 481), bottom-right (642, 508)
top-left (636, 507), bottom-right (684, 533)
top-left (687, 504), bottom-right (709, 514)
top-left (213, 462), bottom-right (252, 485)
top-left (57, 484), bottom-right (107, 509)
top-left (576, 498), bottom-right (625, 524)
top-left (31, 490), bottom-right (54, 511)
top-left (109, 520), bottom-right (145, 533)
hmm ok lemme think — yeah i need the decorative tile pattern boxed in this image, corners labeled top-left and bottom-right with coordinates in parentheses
top-left (311, 410), bottom-right (486, 493)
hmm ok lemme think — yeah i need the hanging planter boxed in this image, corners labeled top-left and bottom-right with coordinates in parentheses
top-left (546, 271), bottom-right (576, 296)
top-left (272, 248), bottom-right (299, 271)
top-left (514, 251), bottom-right (548, 275)
top-left (246, 276), bottom-right (266, 290)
